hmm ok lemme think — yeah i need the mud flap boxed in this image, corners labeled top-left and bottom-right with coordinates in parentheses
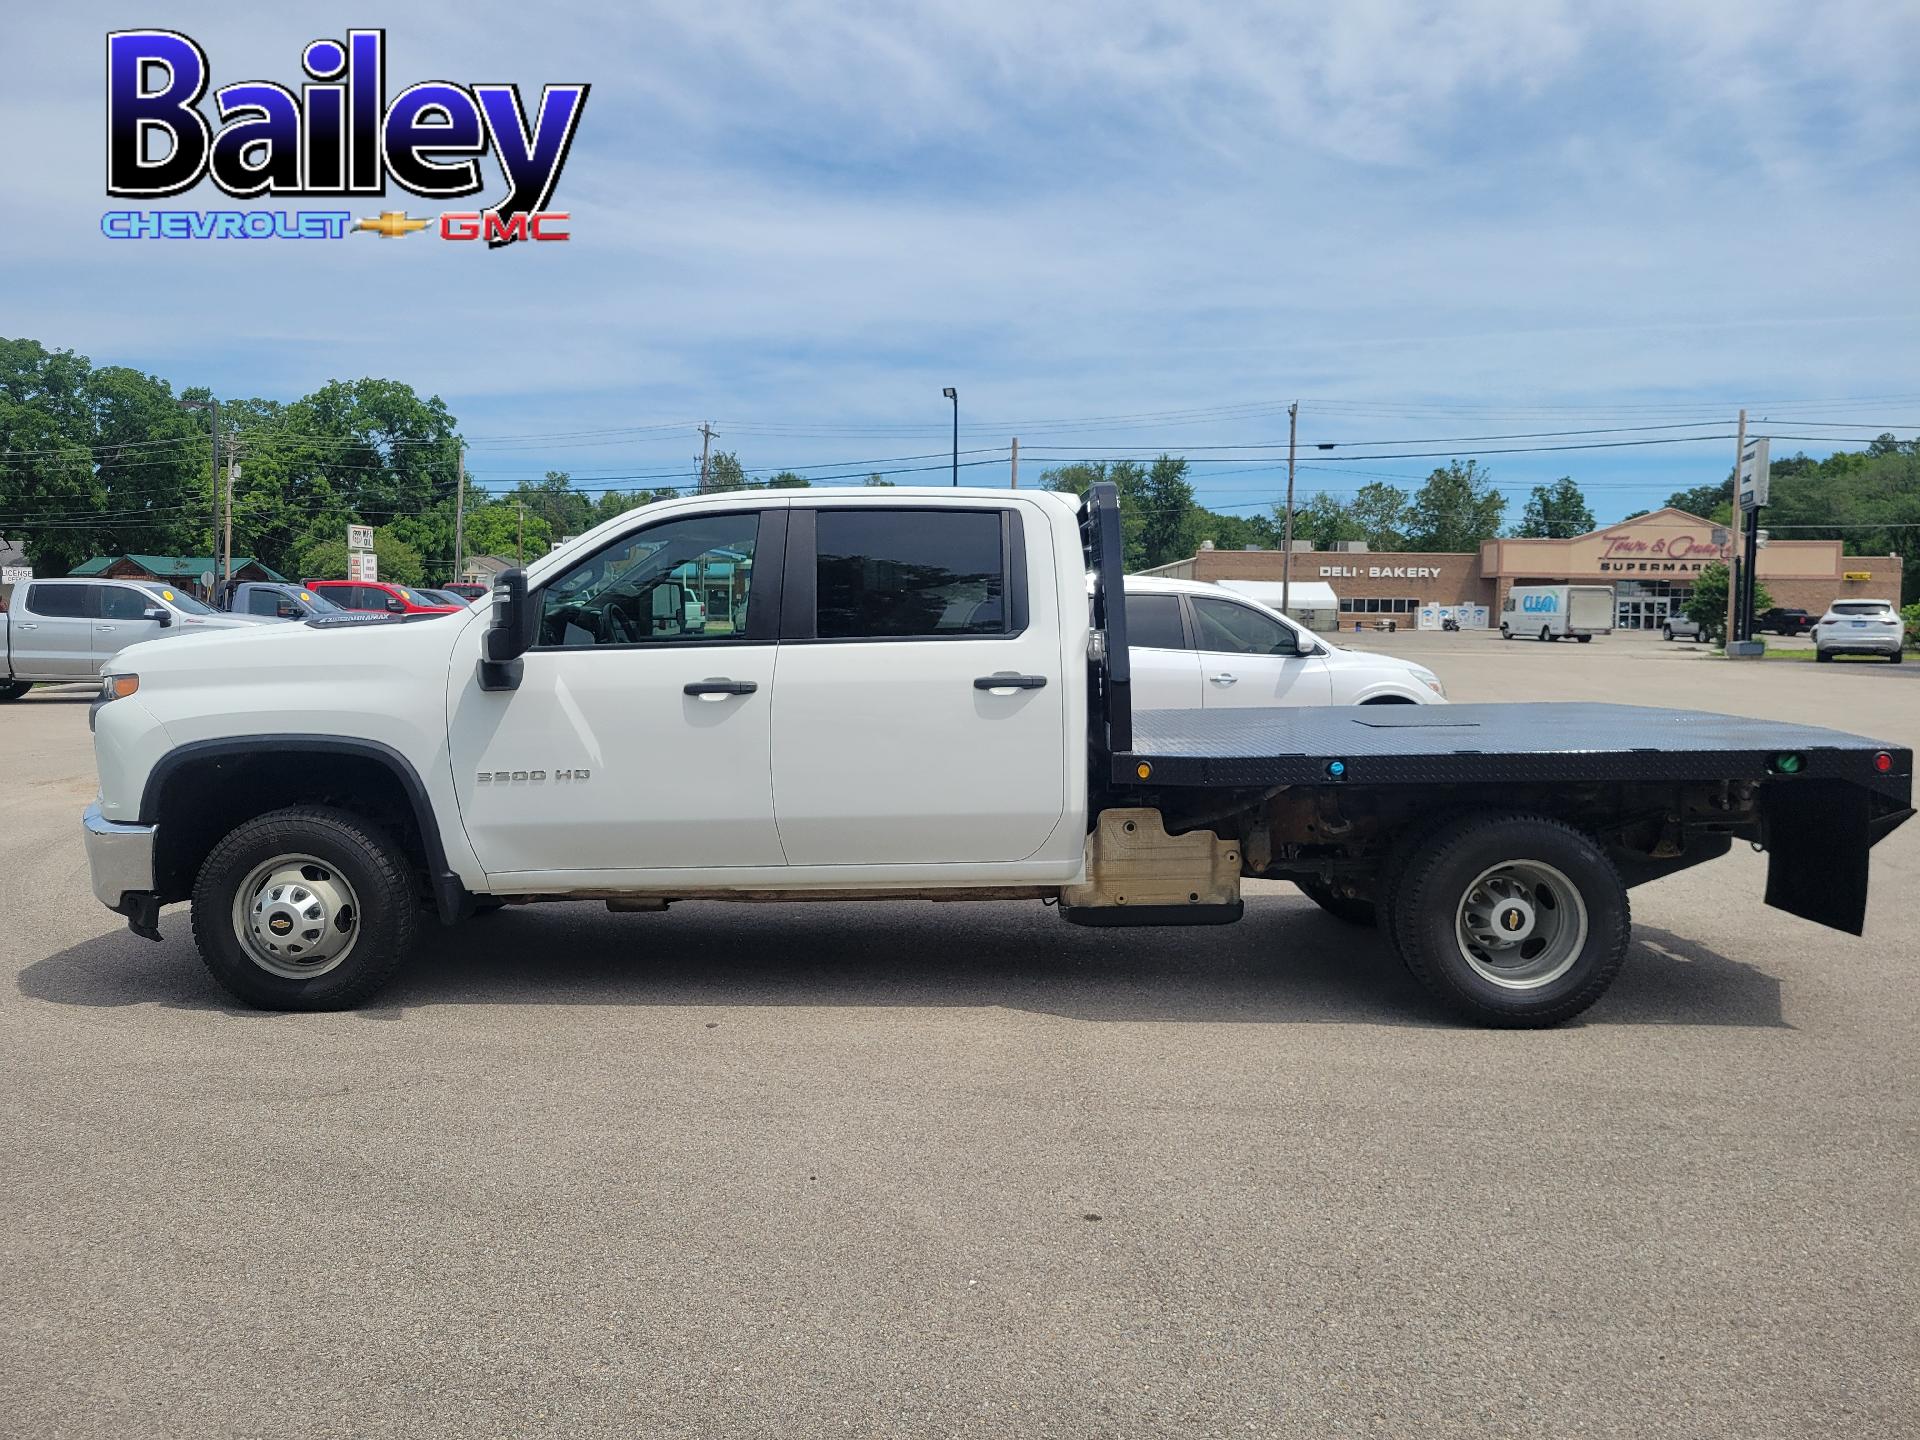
top-left (1762, 781), bottom-right (1869, 936)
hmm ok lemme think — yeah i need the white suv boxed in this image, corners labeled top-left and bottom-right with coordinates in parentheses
top-left (1813, 599), bottom-right (1904, 663)
top-left (1124, 576), bottom-right (1446, 707)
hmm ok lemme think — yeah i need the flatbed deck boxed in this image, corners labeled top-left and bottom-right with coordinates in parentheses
top-left (1117, 702), bottom-right (1912, 796)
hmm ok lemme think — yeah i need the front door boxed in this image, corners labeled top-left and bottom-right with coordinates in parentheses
top-left (93, 583), bottom-right (171, 667)
top-left (770, 504), bottom-right (1069, 866)
top-left (446, 506), bottom-right (787, 878)
top-left (1189, 594), bottom-right (1334, 708)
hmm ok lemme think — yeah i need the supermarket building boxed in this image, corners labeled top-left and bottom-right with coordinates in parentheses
top-left (1139, 508), bottom-right (1902, 631)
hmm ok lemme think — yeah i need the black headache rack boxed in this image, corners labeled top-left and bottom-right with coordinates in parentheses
top-left (1075, 485), bottom-right (1914, 936)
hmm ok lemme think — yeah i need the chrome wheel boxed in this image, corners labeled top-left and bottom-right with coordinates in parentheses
top-left (1455, 860), bottom-right (1588, 991)
top-left (230, 854), bottom-right (361, 979)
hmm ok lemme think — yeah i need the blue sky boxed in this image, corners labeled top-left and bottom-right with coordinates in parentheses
top-left (4, 1), bottom-right (1918, 527)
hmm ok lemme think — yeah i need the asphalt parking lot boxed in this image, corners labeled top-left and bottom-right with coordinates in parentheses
top-left (3, 632), bottom-right (1916, 1439)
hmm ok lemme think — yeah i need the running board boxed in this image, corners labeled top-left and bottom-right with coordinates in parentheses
top-left (1062, 901), bottom-right (1244, 928)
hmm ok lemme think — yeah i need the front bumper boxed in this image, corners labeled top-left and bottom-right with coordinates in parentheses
top-left (82, 800), bottom-right (160, 935)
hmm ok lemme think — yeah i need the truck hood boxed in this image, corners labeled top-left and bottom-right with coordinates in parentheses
top-left (111, 604), bottom-right (476, 678)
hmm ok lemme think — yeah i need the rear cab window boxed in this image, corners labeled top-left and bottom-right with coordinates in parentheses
top-left (26, 583), bottom-right (92, 617)
top-left (1127, 593), bottom-right (1187, 650)
top-left (811, 509), bottom-right (1011, 640)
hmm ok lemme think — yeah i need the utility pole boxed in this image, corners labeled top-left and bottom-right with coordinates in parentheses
top-left (942, 388), bottom-right (958, 486)
top-left (516, 502), bottom-right (525, 567)
top-left (208, 398), bottom-right (221, 594)
top-left (698, 422), bottom-right (715, 493)
top-left (453, 443), bottom-right (466, 583)
top-left (223, 448), bottom-right (237, 594)
top-left (1725, 408), bottom-right (1746, 647)
top-left (1010, 436), bottom-right (1019, 490)
top-left (1281, 401), bottom-right (1299, 615)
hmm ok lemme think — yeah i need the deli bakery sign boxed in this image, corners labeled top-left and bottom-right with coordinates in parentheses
top-left (1318, 563), bottom-right (1444, 579)
top-left (1594, 530), bottom-right (1730, 574)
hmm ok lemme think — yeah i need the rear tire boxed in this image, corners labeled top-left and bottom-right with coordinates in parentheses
top-left (1296, 880), bottom-right (1377, 927)
top-left (1540, 626), bottom-right (1553, 642)
top-left (190, 806), bottom-right (416, 1010)
top-left (1891, 650), bottom-right (1904, 664)
top-left (0, 681), bottom-right (31, 702)
top-left (1816, 649), bottom-right (1833, 663)
top-left (1662, 626), bottom-right (1674, 641)
top-left (1501, 625), bottom-right (1513, 641)
top-left (1390, 813), bottom-right (1630, 1028)
top-left (1576, 634), bottom-right (1592, 644)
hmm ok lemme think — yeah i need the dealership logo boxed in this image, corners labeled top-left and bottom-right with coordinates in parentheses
top-left (103, 29), bottom-right (587, 248)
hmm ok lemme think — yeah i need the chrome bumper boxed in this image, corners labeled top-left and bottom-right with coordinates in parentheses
top-left (82, 800), bottom-right (157, 909)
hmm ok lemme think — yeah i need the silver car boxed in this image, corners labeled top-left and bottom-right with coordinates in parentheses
top-left (1662, 613), bottom-right (1707, 642)
top-left (1814, 599), bottom-right (1905, 663)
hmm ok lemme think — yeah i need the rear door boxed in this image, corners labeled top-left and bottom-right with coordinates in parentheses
top-left (1125, 590), bottom-right (1203, 710)
top-left (18, 584), bottom-right (97, 678)
top-left (770, 503), bottom-right (1068, 866)
top-left (94, 582), bottom-right (171, 664)
top-left (1189, 594), bottom-right (1333, 708)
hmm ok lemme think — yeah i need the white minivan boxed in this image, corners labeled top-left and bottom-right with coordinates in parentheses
top-left (1501, 585), bottom-right (1615, 643)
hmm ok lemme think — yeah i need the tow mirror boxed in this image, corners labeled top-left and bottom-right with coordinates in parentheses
top-left (480, 569), bottom-right (537, 690)
top-left (142, 607), bottom-right (172, 628)
top-left (386, 597), bottom-right (406, 613)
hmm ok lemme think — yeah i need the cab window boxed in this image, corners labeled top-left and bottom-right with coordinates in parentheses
top-left (537, 511), bottom-right (759, 648)
top-left (1191, 596), bottom-right (1298, 655)
top-left (813, 509), bottom-right (1005, 639)
top-left (26, 583), bottom-right (90, 617)
top-left (99, 585), bottom-right (152, 619)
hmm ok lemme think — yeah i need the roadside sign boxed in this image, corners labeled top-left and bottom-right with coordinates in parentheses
top-left (0, 566), bottom-right (30, 586)
top-left (199, 569), bottom-right (215, 590)
top-left (347, 550), bottom-right (378, 582)
top-left (1738, 437), bottom-right (1770, 509)
top-left (347, 524), bottom-right (375, 552)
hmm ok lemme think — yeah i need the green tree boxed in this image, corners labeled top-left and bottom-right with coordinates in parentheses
top-left (1666, 479), bottom-right (1732, 520)
top-left (293, 526), bottom-right (425, 586)
top-left (764, 471), bottom-right (812, 489)
top-left (1684, 562), bottom-right (1772, 643)
top-left (1138, 454), bottom-right (1198, 567)
top-left (592, 487), bottom-right (677, 524)
top-left (1405, 460), bottom-right (1504, 551)
top-left (1194, 509), bottom-right (1281, 551)
top-left (1285, 492), bottom-right (1365, 550)
top-left (706, 451), bottom-right (749, 491)
top-left (1348, 481), bottom-right (1411, 551)
top-left (1514, 477), bottom-right (1594, 538)
top-left (503, 470), bottom-right (594, 541)
top-left (863, 473), bottom-right (895, 487)
top-left (463, 501), bottom-right (553, 564)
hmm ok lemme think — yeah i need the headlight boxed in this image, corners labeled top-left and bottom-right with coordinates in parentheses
top-left (99, 672), bottom-right (140, 701)
top-left (1411, 667), bottom-right (1445, 698)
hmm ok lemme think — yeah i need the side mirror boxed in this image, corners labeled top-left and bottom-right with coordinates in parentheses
top-left (386, 598), bottom-right (406, 612)
top-left (143, 607), bottom-right (172, 628)
top-left (480, 569), bottom-right (538, 689)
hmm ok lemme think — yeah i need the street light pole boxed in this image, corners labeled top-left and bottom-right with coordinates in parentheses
top-left (1281, 401), bottom-right (1298, 616)
top-left (942, 387), bottom-right (958, 486)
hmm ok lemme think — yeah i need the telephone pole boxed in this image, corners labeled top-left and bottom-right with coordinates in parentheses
top-left (1725, 408), bottom-right (1746, 647)
top-left (1281, 401), bottom-right (1299, 615)
top-left (223, 448), bottom-right (237, 594)
top-left (1010, 437), bottom-right (1019, 489)
top-left (516, 502), bottom-right (525, 567)
top-left (698, 422), bottom-right (715, 493)
top-left (453, 443), bottom-right (466, 583)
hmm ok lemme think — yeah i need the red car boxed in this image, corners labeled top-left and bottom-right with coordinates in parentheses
top-left (302, 580), bottom-right (464, 616)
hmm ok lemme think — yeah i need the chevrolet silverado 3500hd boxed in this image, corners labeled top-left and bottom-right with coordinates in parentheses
top-left (82, 484), bottom-right (1912, 1025)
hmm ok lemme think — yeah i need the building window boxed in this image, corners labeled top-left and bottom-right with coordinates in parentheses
top-left (1337, 596), bottom-right (1418, 614)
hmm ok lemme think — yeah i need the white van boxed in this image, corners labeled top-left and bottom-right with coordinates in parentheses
top-left (1500, 585), bottom-right (1614, 644)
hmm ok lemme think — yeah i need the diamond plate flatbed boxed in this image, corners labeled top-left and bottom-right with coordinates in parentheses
top-left (1116, 702), bottom-right (1912, 799)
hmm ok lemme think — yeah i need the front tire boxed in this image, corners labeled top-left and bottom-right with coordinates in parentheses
top-left (1501, 625), bottom-right (1513, 641)
top-left (190, 806), bottom-right (416, 1010)
top-left (1816, 648), bottom-right (1833, 663)
top-left (0, 681), bottom-right (31, 702)
top-left (1540, 626), bottom-right (1553, 642)
top-left (1662, 626), bottom-right (1674, 641)
top-left (1389, 813), bottom-right (1630, 1027)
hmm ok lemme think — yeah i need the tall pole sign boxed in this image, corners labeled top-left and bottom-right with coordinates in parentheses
top-left (1737, 435), bottom-right (1769, 643)
top-left (347, 524), bottom-right (376, 583)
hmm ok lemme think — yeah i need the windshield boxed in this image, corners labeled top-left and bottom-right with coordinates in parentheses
top-left (138, 583), bottom-right (216, 616)
top-left (293, 589), bottom-right (348, 614)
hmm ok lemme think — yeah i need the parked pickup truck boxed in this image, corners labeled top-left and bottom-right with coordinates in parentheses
top-left (220, 581), bottom-right (380, 624)
top-left (4, 577), bottom-right (262, 699)
top-left (82, 485), bottom-right (1912, 1025)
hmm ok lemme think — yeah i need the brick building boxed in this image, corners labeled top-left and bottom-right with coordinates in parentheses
top-left (1139, 509), bottom-right (1901, 631)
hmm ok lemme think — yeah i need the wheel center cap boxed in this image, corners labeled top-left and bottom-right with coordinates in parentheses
top-left (1494, 902), bottom-right (1536, 943)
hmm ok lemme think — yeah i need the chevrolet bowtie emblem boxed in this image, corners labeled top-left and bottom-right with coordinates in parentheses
top-left (356, 211), bottom-right (432, 237)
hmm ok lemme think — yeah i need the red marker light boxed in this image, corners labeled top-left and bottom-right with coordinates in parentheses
top-left (1874, 752), bottom-right (1893, 773)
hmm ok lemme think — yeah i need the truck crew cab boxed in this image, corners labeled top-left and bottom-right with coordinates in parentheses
top-left (83, 485), bottom-right (1911, 1025)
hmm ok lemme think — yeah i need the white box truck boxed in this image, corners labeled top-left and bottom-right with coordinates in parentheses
top-left (1501, 585), bottom-right (1614, 643)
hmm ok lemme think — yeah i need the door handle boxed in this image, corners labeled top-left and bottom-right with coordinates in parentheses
top-left (974, 673), bottom-right (1048, 691)
top-left (684, 678), bottom-right (757, 697)
top-left (1208, 672), bottom-right (1238, 685)
top-left (19, 622), bottom-right (37, 630)
top-left (95, 625), bottom-right (116, 632)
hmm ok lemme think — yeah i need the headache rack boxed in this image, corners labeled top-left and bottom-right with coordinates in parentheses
top-left (1079, 481), bottom-right (1133, 756)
